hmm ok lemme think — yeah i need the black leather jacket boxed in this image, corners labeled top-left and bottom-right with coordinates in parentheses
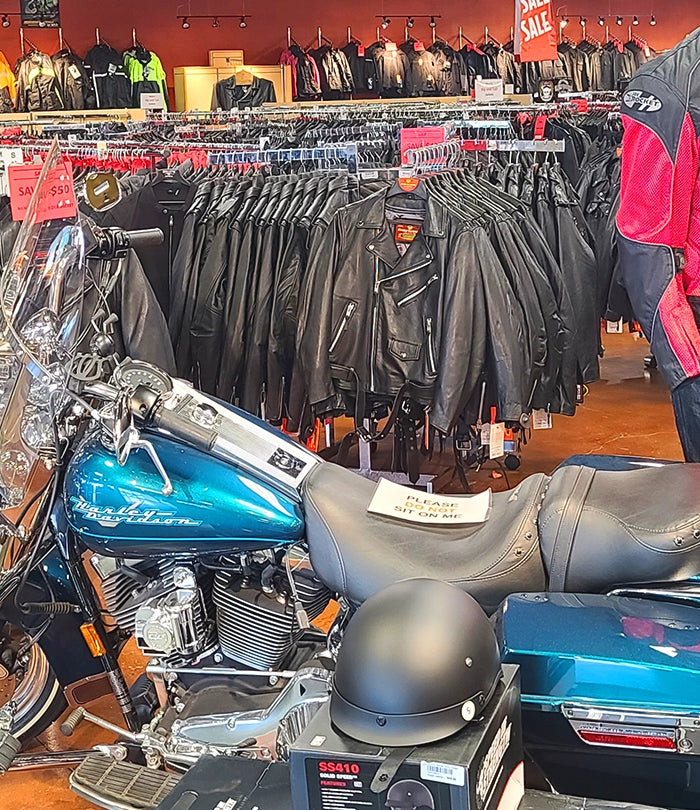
top-left (297, 186), bottom-right (528, 433)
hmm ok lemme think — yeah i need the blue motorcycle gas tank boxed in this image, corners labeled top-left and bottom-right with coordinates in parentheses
top-left (63, 431), bottom-right (305, 556)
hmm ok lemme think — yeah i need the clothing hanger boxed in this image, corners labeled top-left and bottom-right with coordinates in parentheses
top-left (234, 66), bottom-right (256, 86)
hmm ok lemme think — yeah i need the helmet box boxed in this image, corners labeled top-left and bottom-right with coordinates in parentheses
top-left (290, 664), bottom-right (522, 810)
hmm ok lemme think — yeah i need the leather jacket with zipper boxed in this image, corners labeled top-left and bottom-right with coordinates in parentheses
top-left (297, 186), bottom-right (528, 433)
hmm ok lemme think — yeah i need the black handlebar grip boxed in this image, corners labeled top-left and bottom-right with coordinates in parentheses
top-left (152, 406), bottom-right (217, 453)
top-left (60, 707), bottom-right (86, 737)
top-left (125, 229), bottom-right (164, 249)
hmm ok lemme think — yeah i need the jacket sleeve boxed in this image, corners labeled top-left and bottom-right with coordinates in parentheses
top-left (153, 55), bottom-right (169, 109)
top-left (296, 212), bottom-right (342, 410)
top-left (113, 251), bottom-right (176, 375)
top-left (430, 228), bottom-right (488, 433)
top-left (617, 67), bottom-right (700, 389)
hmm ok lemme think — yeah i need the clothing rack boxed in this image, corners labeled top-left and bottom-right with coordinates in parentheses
top-left (208, 143), bottom-right (359, 172)
top-left (405, 136), bottom-right (566, 173)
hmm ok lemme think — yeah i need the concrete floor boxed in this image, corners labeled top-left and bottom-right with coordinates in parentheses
top-left (0, 332), bottom-right (685, 810)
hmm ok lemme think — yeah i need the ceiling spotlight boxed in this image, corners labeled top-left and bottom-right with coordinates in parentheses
top-left (650, 14), bottom-right (656, 25)
top-left (406, 17), bottom-right (415, 28)
top-left (598, 16), bottom-right (605, 26)
top-left (239, 16), bottom-right (247, 28)
top-left (633, 15), bottom-right (639, 25)
top-left (181, 16), bottom-right (190, 29)
top-left (429, 15), bottom-right (437, 28)
top-left (381, 15), bottom-right (390, 29)
top-left (616, 15), bottom-right (623, 25)
top-left (580, 16), bottom-right (587, 26)
top-left (212, 16), bottom-right (220, 28)
top-left (560, 16), bottom-right (569, 28)
top-left (1, 14), bottom-right (10, 28)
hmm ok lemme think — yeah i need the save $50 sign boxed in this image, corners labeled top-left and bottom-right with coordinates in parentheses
top-left (515, 0), bottom-right (558, 63)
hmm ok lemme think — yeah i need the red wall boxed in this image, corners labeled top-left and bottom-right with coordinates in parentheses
top-left (1, 0), bottom-right (697, 97)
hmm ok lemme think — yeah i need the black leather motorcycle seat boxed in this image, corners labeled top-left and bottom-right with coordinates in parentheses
top-left (539, 463), bottom-right (700, 592)
top-left (302, 463), bottom-right (548, 611)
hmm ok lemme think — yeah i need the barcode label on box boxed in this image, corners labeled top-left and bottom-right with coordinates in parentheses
top-left (420, 761), bottom-right (465, 786)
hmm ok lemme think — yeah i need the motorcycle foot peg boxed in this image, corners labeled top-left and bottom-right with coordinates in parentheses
top-left (61, 707), bottom-right (86, 737)
top-left (0, 731), bottom-right (21, 774)
top-left (61, 707), bottom-right (142, 743)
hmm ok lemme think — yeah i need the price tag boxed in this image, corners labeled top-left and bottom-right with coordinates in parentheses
top-left (8, 161), bottom-right (77, 222)
top-left (489, 422), bottom-right (505, 459)
top-left (533, 115), bottom-right (548, 139)
top-left (0, 148), bottom-right (24, 196)
top-left (532, 409), bottom-right (552, 430)
top-left (606, 318), bottom-right (624, 334)
top-left (480, 423), bottom-right (491, 446)
top-left (421, 761), bottom-right (465, 786)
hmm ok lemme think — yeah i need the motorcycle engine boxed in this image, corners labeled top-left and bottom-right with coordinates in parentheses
top-left (91, 550), bottom-right (332, 669)
top-left (134, 568), bottom-right (207, 657)
top-left (92, 557), bottom-right (212, 659)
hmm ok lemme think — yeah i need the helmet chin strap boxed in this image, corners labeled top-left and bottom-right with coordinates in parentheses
top-left (369, 747), bottom-right (417, 794)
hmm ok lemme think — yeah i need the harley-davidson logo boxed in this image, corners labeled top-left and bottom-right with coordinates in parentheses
top-left (70, 498), bottom-right (203, 529)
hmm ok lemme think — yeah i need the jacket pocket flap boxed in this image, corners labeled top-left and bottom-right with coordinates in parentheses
top-left (388, 338), bottom-right (421, 361)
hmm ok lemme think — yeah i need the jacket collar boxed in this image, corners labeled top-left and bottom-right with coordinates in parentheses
top-left (355, 186), bottom-right (446, 238)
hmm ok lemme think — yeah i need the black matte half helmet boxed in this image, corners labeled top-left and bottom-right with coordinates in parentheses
top-left (330, 578), bottom-right (502, 746)
top-left (386, 780), bottom-right (435, 810)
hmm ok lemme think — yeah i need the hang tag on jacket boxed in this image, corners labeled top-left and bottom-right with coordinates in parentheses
top-left (414, 41), bottom-right (426, 52)
top-left (606, 318), bottom-right (624, 334)
top-left (480, 423), bottom-right (491, 446)
top-left (357, 45), bottom-right (365, 56)
top-left (533, 115), bottom-right (547, 140)
top-left (385, 41), bottom-right (398, 53)
top-left (68, 63), bottom-right (82, 80)
top-left (532, 409), bottom-right (552, 430)
top-left (489, 423), bottom-right (505, 459)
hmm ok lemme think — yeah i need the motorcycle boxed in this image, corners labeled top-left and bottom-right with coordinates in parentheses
top-left (1, 141), bottom-right (700, 810)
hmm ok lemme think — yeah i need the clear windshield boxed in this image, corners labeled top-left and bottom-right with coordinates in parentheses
top-left (0, 139), bottom-right (84, 533)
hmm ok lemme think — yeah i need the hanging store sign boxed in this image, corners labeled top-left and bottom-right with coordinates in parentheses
top-left (20, 0), bottom-right (60, 28)
top-left (140, 93), bottom-right (166, 110)
top-left (8, 161), bottom-right (77, 222)
top-left (475, 78), bottom-right (505, 103)
top-left (400, 126), bottom-right (447, 165)
top-left (515, 0), bottom-right (557, 63)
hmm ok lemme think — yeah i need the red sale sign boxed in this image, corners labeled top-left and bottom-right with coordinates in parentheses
top-left (8, 161), bottom-right (77, 222)
top-left (515, 0), bottom-right (558, 63)
top-left (400, 126), bottom-right (446, 165)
